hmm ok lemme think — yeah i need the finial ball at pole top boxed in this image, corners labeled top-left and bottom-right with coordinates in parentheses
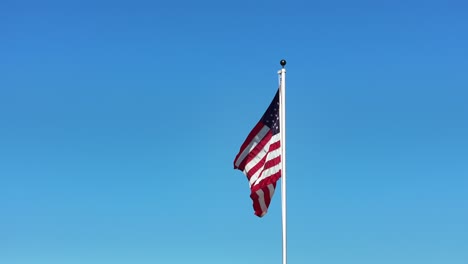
top-left (280, 59), bottom-right (287, 68)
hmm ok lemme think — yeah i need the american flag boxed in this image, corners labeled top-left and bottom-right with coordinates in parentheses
top-left (233, 90), bottom-right (281, 217)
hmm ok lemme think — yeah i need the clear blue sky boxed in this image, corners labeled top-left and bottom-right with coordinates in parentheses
top-left (1, 0), bottom-right (467, 263)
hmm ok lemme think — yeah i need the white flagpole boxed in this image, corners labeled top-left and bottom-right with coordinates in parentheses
top-left (279, 59), bottom-right (287, 264)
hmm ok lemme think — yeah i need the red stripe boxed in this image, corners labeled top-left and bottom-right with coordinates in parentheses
top-left (252, 189), bottom-right (268, 217)
top-left (233, 122), bottom-right (264, 168)
top-left (263, 185), bottom-right (272, 212)
top-left (246, 139), bottom-right (281, 180)
top-left (246, 150), bottom-right (281, 183)
top-left (263, 155), bottom-right (281, 172)
top-left (250, 181), bottom-right (278, 217)
top-left (244, 150), bottom-right (268, 180)
top-left (269, 140), bottom-right (281, 152)
top-left (250, 170), bottom-right (281, 193)
top-left (251, 174), bottom-right (280, 216)
top-left (243, 134), bottom-right (279, 179)
top-left (250, 191), bottom-right (262, 217)
top-left (236, 131), bottom-right (273, 171)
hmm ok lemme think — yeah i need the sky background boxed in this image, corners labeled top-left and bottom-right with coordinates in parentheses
top-left (1, 0), bottom-right (467, 263)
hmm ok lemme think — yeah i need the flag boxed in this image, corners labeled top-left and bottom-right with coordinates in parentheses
top-left (234, 90), bottom-right (281, 217)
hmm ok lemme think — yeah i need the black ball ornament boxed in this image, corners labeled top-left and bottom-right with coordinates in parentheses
top-left (280, 59), bottom-right (287, 68)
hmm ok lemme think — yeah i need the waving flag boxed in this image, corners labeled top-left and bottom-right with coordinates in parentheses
top-left (234, 90), bottom-right (281, 217)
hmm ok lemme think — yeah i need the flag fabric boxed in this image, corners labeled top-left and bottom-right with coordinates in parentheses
top-left (234, 90), bottom-right (281, 217)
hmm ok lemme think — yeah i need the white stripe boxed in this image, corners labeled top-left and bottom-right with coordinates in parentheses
top-left (248, 134), bottom-right (281, 186)
top-left (268, 183), bottom-right (275, 198)
top-left (244, 133), bottom-right (280, 174)
top-left (252, 161), bottom-right (281, 188)
top-left (245, 156), bottom-right (265, 185)
top-left (234, 125), bottom-right (270, 168)
top-left (248, 147), bottom-right (281, 187)
top-left (244, 134), bottom-right (280, 185)
top-left (256, 189), bottom-right (267, 215)
top-left (244, 138), bottom-right (273, 173)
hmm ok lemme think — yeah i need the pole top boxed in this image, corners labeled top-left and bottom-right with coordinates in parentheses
top-left (280, 59), bottom-right (287, 68)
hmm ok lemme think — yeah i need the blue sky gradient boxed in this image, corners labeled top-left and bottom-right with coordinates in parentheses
top-left (1, 0), bottom-right (467, 263)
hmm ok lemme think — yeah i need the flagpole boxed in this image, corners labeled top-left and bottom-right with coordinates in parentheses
top-left (279, 59), bottom-right (287, 264)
